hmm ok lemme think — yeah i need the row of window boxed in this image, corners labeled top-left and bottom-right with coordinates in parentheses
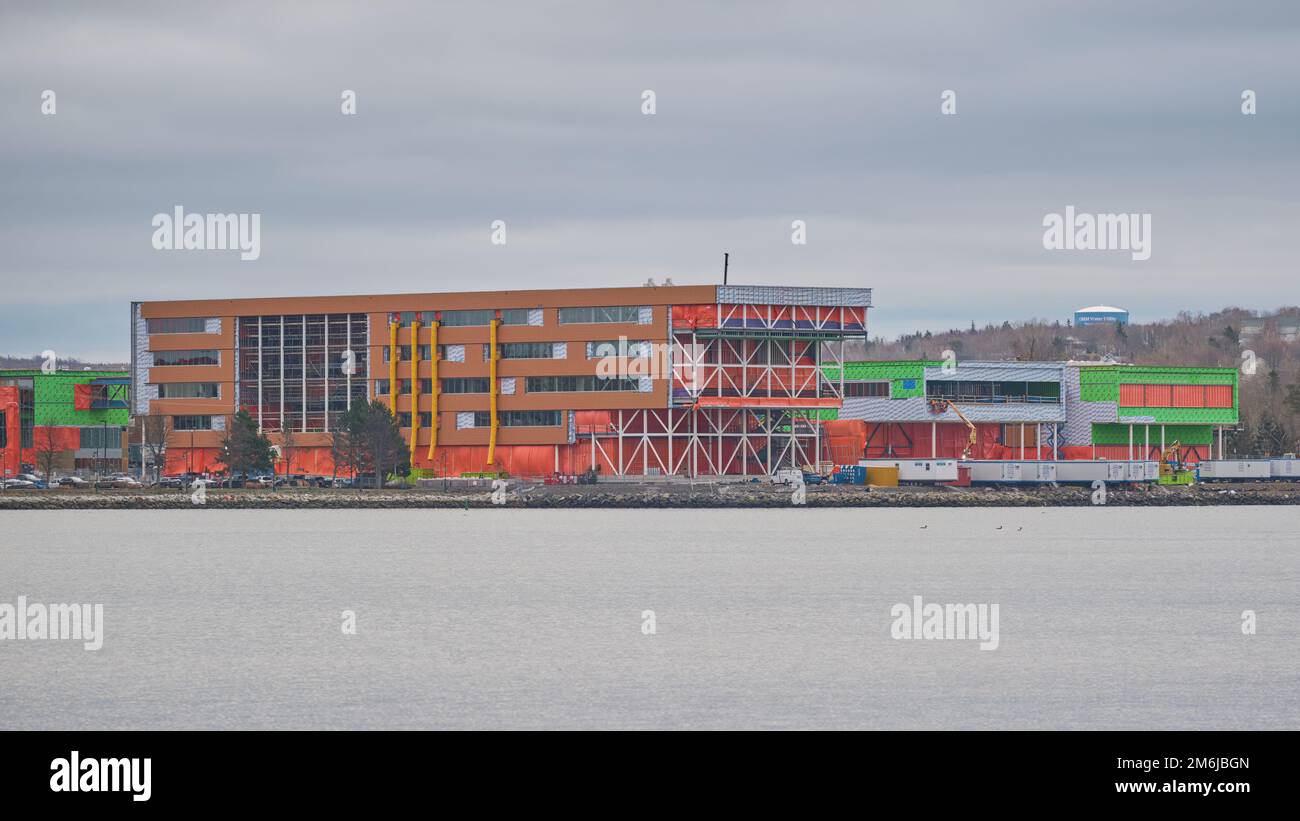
top-left (152, 349), bottom-right (219, 367)
top-left (237, 314), bottom-right (369, 350)
top-left (172, 415), bottom-right (214, 431)
top-left (390, 306), bottom-right (646, 326)
top-left (375, 376), bottom-right (641, 395)
top-left (842, 381), bottom-right (890, 398)
top-left (383, 341), bottom-right (651, 362)
top-left (147, 317), bottom-right (211, 334)
top-left (557, 306), bottom-right (643, 324)
top-left (393, 308), bottom-right (531, 326)
top-left (524, 376), bottom-right (641, 393)
top-left (78, 426), bottom-right (125, 449)
top-left (394, 411), bottom-right (564, 428)
top-left (157, 382), bottom-right (220, 399)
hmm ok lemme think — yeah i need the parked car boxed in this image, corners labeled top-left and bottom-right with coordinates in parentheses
top-left (1, 478), bottom-right (36, 489)
top-left (51, 476), bottom-right (89, 489)
top-left (157, 475), bottom-right (183, 488)
top-left (16, 473), bottom-right (49, 489)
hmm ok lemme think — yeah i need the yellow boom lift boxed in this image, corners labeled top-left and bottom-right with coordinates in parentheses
top-left (928, 398), bottom-right (977, 460)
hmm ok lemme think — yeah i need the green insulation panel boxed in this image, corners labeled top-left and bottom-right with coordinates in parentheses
top-left (1092, 423), bottom-right (1214, 446)
top-left (821, 360), bottom-right (939, 400)
top-left (2, 370), bottom-right (131, 426)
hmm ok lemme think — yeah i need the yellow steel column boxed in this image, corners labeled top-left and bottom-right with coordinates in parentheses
top-left (487, 318), bottom-right (500, 465)
top-left (387, 318), bottom-right (399, 414)
top-left (425, 320), bottom-right (440, 463)
top-left (409, 318), bottom-right (422, 464)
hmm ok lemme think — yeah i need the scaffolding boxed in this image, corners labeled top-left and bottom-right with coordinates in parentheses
top-left (578, 299), bottom-right (867, 477)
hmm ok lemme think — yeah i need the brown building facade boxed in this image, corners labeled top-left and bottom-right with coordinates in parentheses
top-left (132, 284), bottom-right (870, 478)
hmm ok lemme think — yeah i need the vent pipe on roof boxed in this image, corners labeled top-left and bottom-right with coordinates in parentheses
top-left (723, 252), bottom-right (729, 285)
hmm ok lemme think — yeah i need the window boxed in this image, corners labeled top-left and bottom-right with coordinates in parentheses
top-left (557, 306), bottom-right (643, 324)
top-left (375, 379), bottom-right (390, 396)
top-left (157, 382), bottom-right (220, 399)
top-left (587, 340), bottom-right (651, 359)
top-left (376, 379), bottom-right (412, 396)
top-left (79, 426), bottom-right (125, 448)
top-left (153, 349), bottom-right (218, 366)
top-left (0, 412), bottom-right (5, 448)
top-left (147, 317), bottom-right (209, 334)
top-left (490, 342), bottom-right (556, 360)
top-left (237, 313), bottom-right (369, 433)
top-left (394, 311), bottom-right (435, 325)
top-left (843, 381), bottom-right (889, 398)
top-left (380, 345), bottom-right (432, 361)
top-left (442, 378), bottom-right (491, 394)
top-left (474, 410), bottom-right (563, 427)
top-left (500, 309), bottom-right (531, 325)
top-left (397, 412), bottom-right (433, 427)
top-left (525, 375), bottom-right (640, 392)
top-left (172, 415), bottom-right (213, 431)
top-left (440, 309), bottom-right (496, 327)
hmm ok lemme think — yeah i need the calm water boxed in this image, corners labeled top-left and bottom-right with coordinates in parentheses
top-left (1, 507), bottom-right (1297, 730)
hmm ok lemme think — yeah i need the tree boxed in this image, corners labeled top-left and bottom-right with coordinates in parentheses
top-left (1286, 382), bottom-right (1300, 418)
top-left (326, 412), bottom-right (362, 485)
top-left (278, 422), bottom-right (298, 485)
top-left (218, 410), bottom-right (274, 482)
top-left (340, 400), bottom-right (407, 488)
top-left (141, 414), bottom-right (169, 484)
top-left (33, 427), bottom-right (63, 481)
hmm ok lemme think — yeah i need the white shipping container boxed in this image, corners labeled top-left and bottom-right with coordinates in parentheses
top-left (1198, 460), bottom-right (1272, 480)
top-left (859, 459), bottom-right (959, 482)
top-left (1270, 459), bottom-right (1299, 478)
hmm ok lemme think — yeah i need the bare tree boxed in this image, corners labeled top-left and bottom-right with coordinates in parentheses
top-left (33, 427), bottom-right (63, 482)
top-left (141, 414), bottom-right (169, 484)
top-left (278, 423), bottom-right (297, 488)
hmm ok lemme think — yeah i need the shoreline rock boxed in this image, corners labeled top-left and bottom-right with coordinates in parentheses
top-left (1, 483), bottom-right (1296, 510)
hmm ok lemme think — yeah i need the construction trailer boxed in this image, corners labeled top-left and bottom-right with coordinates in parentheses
top-left (131, 284), bottom-right (871, 478)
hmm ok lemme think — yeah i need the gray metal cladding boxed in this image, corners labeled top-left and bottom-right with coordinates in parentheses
top-left (717, 285), bottom-right (873, 307)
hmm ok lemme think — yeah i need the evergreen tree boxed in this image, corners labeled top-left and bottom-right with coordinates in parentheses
top-left (218, 410), bottom-right (274, 481)
top-left (339, 401), bottom-right (408, 488)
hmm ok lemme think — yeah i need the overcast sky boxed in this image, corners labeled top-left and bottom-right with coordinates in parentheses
top-left (2, 1), bottom-right (1297, 360)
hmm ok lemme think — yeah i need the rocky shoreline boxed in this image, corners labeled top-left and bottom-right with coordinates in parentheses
top-left (2, 482), bottom-right (1297, 509)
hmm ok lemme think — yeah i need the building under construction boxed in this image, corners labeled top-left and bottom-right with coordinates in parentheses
top-left (131, 284), bottom-right (872, 477)
top-left (1, 369), bottom-right (131, 477)
top-left (821, 360), bottom-right (1239, 465)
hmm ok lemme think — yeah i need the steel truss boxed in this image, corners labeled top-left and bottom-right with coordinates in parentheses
top-left (584, 407), bottom-right (825, 478)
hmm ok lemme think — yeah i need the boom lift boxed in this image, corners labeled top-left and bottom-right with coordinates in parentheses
top-left (928, 399), bottom-right (977, 460)
top-left (1158, 440), bottom-right (1196, 485)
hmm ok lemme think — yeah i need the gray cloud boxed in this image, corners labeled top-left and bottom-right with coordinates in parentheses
top-left (2, 0), bottom-right (1297, 358)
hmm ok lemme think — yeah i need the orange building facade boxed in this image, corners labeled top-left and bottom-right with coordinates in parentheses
top-left (131, 284), bottom-right (871, 478)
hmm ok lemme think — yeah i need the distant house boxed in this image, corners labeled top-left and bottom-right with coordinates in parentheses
top-left (1074, 305), bottom-right (1129, 326)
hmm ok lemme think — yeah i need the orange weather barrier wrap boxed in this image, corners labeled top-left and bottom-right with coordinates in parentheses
top-left (33, 426), bottom-right (80, 450)
top-left (73, 383), bottom-right (94, 410)
top-left (425, 320), bottom-right (440, 463)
